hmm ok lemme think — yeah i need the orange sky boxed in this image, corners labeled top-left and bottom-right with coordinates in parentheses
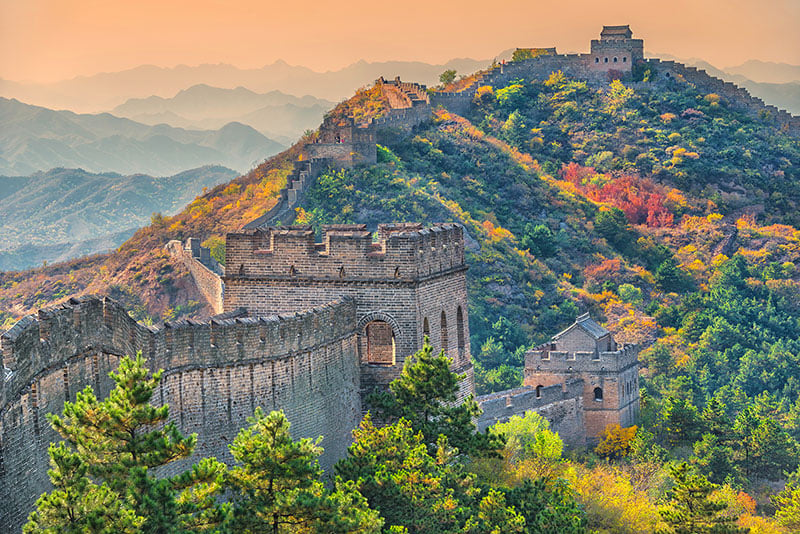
top-left (1, 0), bottom-right (798, 83)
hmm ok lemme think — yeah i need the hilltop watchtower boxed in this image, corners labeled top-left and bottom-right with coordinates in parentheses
top-left (223, 223), bottom-right (473, 396)
top-left (525, 313), bottom-right (639, 438)
top-left (589, 25), bottom-right (644, 74)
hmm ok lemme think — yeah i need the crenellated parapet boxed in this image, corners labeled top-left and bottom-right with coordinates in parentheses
top-left (476, 380), bottom-right (587, 446)
top-left (225, 223), bottom-right (465, 283)
top-left (1, 295), bottom-right (358, 412)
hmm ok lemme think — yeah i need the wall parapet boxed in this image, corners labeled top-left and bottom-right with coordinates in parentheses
top-left (225, 223), bottom-right (465, 282)
top-left (0, 295), bottom-right (358, 411)
top-left (476, 379), bottom-right (586, 446)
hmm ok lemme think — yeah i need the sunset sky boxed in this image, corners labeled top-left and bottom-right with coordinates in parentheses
top-left (1, 0), bottom-right (798, 83)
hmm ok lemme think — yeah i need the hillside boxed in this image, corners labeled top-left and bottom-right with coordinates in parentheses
top-left (2, 67), bottom-right (798, 355)
top-left (111, 85), bottom-right (335, 143)
top-left (0, 166), bottom-right (238, 271)
top-left (0, 98), bottom-right (285, 175)
top-left (3, 59), bottom-right (800, 520)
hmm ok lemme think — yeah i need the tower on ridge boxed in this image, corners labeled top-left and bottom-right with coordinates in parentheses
top-left (589, 25), bottom-right (644, 74)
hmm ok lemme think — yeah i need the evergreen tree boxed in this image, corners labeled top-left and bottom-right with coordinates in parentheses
top-left (24, 443), bottom-right (143, 534)
top-left (505, 478), bottom-right (587, 534)
top-left (773, 468), bottom-right (800, 530)
top-left (228, 408), bottom-right (380, 534)
top-left (369, 340), bottom-right (502, 457)
top-left (658, 462), bottom-right (746, 534)
top-left (35, 353), bottom-right (228, 534)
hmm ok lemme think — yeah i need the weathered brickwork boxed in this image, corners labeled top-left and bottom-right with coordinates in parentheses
top-left (476, 380), bottom-right (587, 447)
top-left (223, 223), bottom-right (472, 394)
top-left (0, 297), bottom-right (361, 532)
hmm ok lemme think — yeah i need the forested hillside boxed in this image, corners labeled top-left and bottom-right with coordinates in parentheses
top-left (3, 67), bottom-right (800, 529)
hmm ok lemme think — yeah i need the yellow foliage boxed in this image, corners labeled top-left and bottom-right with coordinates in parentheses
top-left (707, 213), bottom-right (724, 222)
top-left (660, 112), bottom-right (677, 123)
top-left (571, 465), bottom-right (664, 533)
top-left (595, 424), bottom-right (638, 459)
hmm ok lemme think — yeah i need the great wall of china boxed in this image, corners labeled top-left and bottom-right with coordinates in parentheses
top-left (1, 25), bottom-right (797, 531)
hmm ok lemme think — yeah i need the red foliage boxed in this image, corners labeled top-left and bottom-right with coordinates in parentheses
top-left (560, 163), bottom-right (674, 227)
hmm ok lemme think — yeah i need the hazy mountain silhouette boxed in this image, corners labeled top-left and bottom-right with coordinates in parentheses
top-left (0, 98), bottom-right (285, 175)
top-left (651, 53), bottom-right (800, 115)
top-left (112, 85), bottom-right (335, 143)
top-left (724, 60), bottom-right (800, 84)
top-left (0, 58), bottom-right (493, 113)
top-left (0, 165), bottom-right (238, 270)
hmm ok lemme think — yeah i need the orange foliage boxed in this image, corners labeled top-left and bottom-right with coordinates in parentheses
top-left (560, 163), bottom-right (674, 227)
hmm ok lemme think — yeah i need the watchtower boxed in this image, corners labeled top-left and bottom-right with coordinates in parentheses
top-left (525, 313), bottom-right (639, 438)
top-left (589, 25), bottom-right (644, 74)
top-left (223, 223), bottom-right (473, 396)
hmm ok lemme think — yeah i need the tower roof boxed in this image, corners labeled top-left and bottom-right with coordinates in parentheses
top-left (553, 313), bottom-right (610, 341)
top-left (600, 25), bottom-right (633, 39)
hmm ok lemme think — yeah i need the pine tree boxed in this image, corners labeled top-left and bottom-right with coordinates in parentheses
top-left (24, 443), bottom-right (143, 534)
top-left (658, 462), bottom-right (746, 534)
top-left (369, 340), bottom-right (502, 457)
top-left (227, 408), bottom-right (380, 534)
top-left (34, 353), bottom-right (228, 534)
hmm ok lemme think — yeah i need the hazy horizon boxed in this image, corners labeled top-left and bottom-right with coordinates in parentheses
top-left (2, 0), bottom-right (798, 84)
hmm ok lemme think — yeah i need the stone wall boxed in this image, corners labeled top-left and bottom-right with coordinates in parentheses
top-left (476, 380), bottom-right (586, 447)
top-left (0, 296), bottom-right (361, 533)
top-left (165, 239), bottom-right (224, 313)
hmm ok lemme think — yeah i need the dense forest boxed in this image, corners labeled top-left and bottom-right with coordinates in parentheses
top-left (5, 66), bottom-right (800, 531)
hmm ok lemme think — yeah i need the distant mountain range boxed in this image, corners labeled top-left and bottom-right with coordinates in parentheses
top-left (0, 166), bottom-right (238, 271)
top-left (0, 98), bottom-right (285, 176)
top-left (0, 58), bottom-right (492, 113)
top-left (111, 85), bottom-right (336, 145)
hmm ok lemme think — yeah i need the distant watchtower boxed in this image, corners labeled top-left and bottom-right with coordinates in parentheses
top-left (525, 314), bottom-right (639, 438)
top-left (223, 223), bottom-right (474, 397)
top-left (589, 25), bottom-right (644, 74)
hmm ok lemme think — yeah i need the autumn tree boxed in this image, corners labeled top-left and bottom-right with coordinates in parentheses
top-left (595, 424), bottom-right (638, 460)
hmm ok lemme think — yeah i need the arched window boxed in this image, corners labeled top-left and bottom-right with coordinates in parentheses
top-left (422, 317), bottom-right (430, 342)
top-left (440, 311), bottom-right (448, 352)
top-left (595, 57), bottom-right (599, 64)
top-left (622, 56), bottom-right (627, 63)
top-left (365, 321), bottom-right (395, 364)
top-left (604, 57), bottom-right (608, 63)
top-left (536, 385), bottom-right (543, 398)
top-left (456, 306), bottom-right (465, 357)
top-left (613, 57), bottom-right (618, 63)
top-left (594, 387), bottom-right (603, 401)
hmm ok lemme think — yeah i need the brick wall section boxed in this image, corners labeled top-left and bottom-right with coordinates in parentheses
top-left (0, 296), bottom-right (361, 533)
top-left (222, 223), bottom-right (473, 396)
top-left (165, 239), bottom-right (224, 313)
top-left (476, 380), bottom-right (586, 447)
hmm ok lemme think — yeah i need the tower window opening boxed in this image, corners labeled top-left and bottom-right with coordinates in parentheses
top-left (594, 387), bottom-right (603, 401)
top-left (595, 57), bottom-right (599, 64)
top-left (613, 57), bottom-right (618, 63)
top-left (365, 321), bottom-right (395, 365)
top-left (536, 385), bottom-right (543, 398)
top-left (604, 57), bottom-right (608, 63)
top-left (623, 56), bottom-right (627, 63)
